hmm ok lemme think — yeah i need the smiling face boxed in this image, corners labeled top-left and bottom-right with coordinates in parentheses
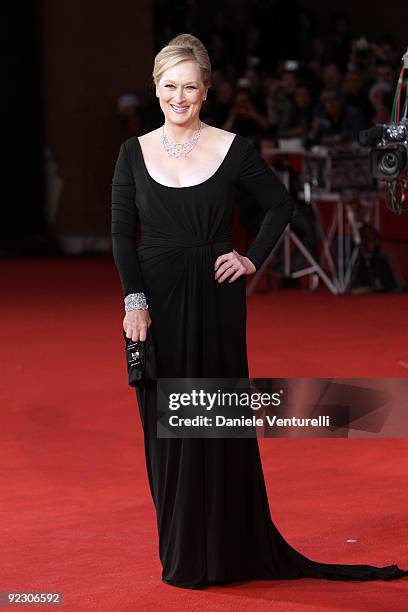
top-left (156, 60), bottom-right (208, 128)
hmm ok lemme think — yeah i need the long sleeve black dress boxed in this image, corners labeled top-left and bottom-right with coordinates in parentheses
top-left (111, 132), bottom-right (408, 589)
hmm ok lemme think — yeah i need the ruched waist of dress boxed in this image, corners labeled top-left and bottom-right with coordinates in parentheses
top-left (138, 231), bottom-right (233, 249)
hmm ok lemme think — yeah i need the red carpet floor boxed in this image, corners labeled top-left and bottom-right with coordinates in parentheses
top-left (1, 255), bottom-right (407, 611)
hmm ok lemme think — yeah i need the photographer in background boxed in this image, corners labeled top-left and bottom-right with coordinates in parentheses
top-left (369, 83), bottom-right (393, 125)
top-left (343, 70), bottom-right (373, 127)
top-left (223, 85), bottom-right (269, 138)
top-left (309, 87), bottom-right (365, 146)
top-left (277, 84), bottom-right (315, 143)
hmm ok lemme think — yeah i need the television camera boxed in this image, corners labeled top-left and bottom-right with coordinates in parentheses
top-left (358, 48), bottom-right (408, 213)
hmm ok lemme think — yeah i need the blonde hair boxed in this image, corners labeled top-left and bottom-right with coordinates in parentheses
top-left (152, 33), bottom-right (211, 89)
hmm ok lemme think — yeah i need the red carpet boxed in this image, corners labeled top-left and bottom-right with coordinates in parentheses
top-left (1, 255), bottom-right (407, 611)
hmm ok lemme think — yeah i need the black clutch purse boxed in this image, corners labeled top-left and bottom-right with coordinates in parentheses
top-left (123, 329), bottom-right (157, 386)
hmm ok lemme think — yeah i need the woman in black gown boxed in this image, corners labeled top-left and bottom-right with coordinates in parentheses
top-left (111, 33), bottom-right (407, 589)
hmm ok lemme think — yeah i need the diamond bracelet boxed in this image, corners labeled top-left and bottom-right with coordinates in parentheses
top-left (124, 292), bottom-right (149, 312)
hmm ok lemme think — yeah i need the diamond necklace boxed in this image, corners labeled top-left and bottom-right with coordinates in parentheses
top-left (162, 120), bottom-right (202, 158)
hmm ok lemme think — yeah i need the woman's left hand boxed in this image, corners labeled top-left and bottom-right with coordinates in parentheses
top-left (214, 249), bottom-right (256, 283)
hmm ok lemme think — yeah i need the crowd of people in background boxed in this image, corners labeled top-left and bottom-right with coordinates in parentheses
top-left (118, 5), bottom-right (401, 150)
top-left (199, 34), bottom-right (396, 147)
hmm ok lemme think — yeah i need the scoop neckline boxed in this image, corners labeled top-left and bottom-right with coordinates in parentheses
top-left (135, 132), bottom-right (238, 189)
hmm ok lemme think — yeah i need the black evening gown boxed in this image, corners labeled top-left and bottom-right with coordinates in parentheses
top-left (111, 132), bottom-right (408, 589)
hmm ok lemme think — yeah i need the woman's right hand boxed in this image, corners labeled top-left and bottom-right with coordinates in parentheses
top-left (123, 309), bottom-right (152, 342)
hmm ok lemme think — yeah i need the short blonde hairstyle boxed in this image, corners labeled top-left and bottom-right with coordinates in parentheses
top-left (152, 33), bottom-right (211, 89)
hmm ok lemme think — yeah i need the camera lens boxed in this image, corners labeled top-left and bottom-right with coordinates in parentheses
top-left (379, 151), bottom-right (398, 174)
